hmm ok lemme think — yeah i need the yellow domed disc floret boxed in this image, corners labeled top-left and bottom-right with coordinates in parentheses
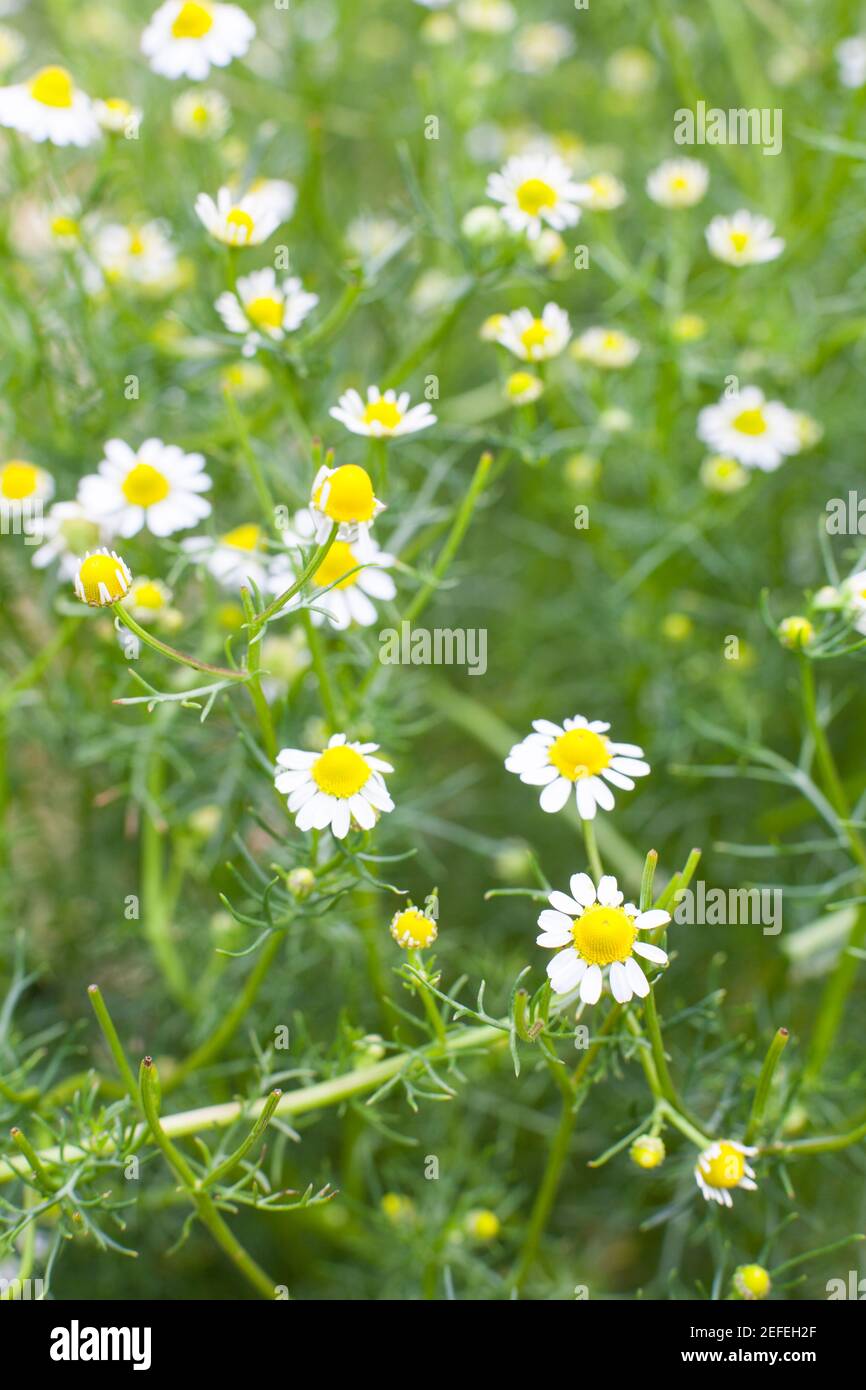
top-left (571, 904), bottom-right (636, 966)
top-left (311, 745), bottom-right (370, 799)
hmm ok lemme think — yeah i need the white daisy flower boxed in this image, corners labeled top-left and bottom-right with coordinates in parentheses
top-left (329, 385), bottom-right (436, 440)
top-left (700, 455), bottom-right (750, 494)
top-left (141, 1), bottom-right (255, 81)
top-left (572, 326), bottom-right (640, 369)
top-left (275, 733), bottom-right (395, 839)
top-left (183, 523), bottom-right (270, 593)
top-left (91, 221), bottom-right (180, 292)
top-left (345, 215), bottom-right (407, 274)
top-left (505, 714), bottom-right (650, 820)
top-left (0, 458), bottom-right (54, 515)
top-left (537, 872), bottom-right (670, 1005)
top-left (574, 172), bottom-right (627, 211)
top-left (195, 185), bottom-right (284, 247)
top-left (513, 23), bottom-right (575, 74)
top-left (694, 1140), bottom-right (758, 1208)
top-left (839, 570), bottom-right (866, 634)
top-left (494, 303), bottom-right (571, 362)
top-left (645, 158), bottom-right (709, 208)
top-left (696, 386), bottom-right (800, 471)
top-left (94, 97), bottom-right (142, 136)
top-left (458, 0), bottom-right (516, 34)
top-left (271, 508), bottom-right (396, 630)
top-left (28, 501), bottom-right (104, 579)
top-left (247, 177), bottom-right (297, 222)
top-left (172, 86), bottom-right (230, 138)
top-left (705, 209), bottom-right (784, 267)
top-left (309, 463), bottom-right (386, 544)
top-left (486, 152), bottom-right (583, 241)
top-left (73, 548), bottom-right (133, 608)
top-left (0, 65), bottom-right (99, 146)
top-left (77, 438), bottom-right (212, 539)
top-left (216, 267), bottom-right (318, 355)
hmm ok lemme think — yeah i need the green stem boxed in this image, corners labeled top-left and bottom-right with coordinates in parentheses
top-left (223, 386), bottom-right (275, 526)
top-left (402, 452), bottom-right (493, 625)
top-left (142, 730), bottom-right (190, 1007)
top-left (113, 605), bottom-right (247, 681)
top-left (203, 1089), bottom-right (281, 1189)
top-left (408, 950), bottom-right (446, 1042)
top-left (582, 818), bottom-right (604, 881)
top-left (253, 523), bottom-right (338, 627)
top-left (745, 1027), bottom-right (790, 1144)
top-left (87, 985), bottom-right (142, 1111)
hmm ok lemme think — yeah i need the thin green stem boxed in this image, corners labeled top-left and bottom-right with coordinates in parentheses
top-left (253, 523), bottom-right (338, 627)
top-left (113, 605), bottom-right (247, 681)
top-left (87, 985), bottom-right (142, 1111)
top-left (745, 1026), bottom-right (790, 1144)
top-left (408, 951), bottom-right (446, 1043)
top-left (582, 818), bottom-right (604, 882)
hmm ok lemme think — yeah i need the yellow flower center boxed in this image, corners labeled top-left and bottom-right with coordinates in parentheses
top-left (732, 407), bottom-right (766, 436)
top-left (245, 295), bottom-right (283, 328)
top-left (0, 461), bottom-right (39, 499)
top-left (128, 231), bottom-right (146, 256)
top-left (192, 104), bottom-right (210, 124)
top-left (29, 66), bottom-right (74, 108)
top-left (121, 463), bottom-right (170, 508)
top-left (506, 371), bottom-right (537, 398)
top-left (132, 581), bottom-right (166, 610)
top-left (314, 540), bottom-right (359, 590)
top-left (51, 215), bottom-right (79, 239)
top-left (602, 332), bottom-right (623, 351)
top-left (311, 745), bottom-right (370, 798)
top-left (226, 208), bottom-right (256, 243)
top-left (548, 727), bottom-right (610, 780)
top-left (670, 174), bottom-right (689, 191)
top-left (362, 399), bottom-right (403, 431)
top-left (729, 231), bottom-right (750, 253)
top-left (221, 523), bottom-right (261, 551)
top-left (571, 904), bottom-right (636, 966)
top-left (515, 177), bottom-right (557, 216)
top-left (589, 174), bottom-right (611, 197)
top-left (171, 2), bottom-right (214, 39)
top-left (700, 1142), bottom-right (745, 1189)
top-left (735, 1264), bottom-right (770, 1298)
top-left (77, 553), bottom-right (130, 606)
top-left (105, 98), bottom-right (132, 116)
top-left (520, 319), bottom-right (552, 352)
top-left (391, 907), bottom-right (437, 949)
top-left (316, 464), bottom-right (377, 523)
top-left (467, 1209), bottom-right (500, 1240)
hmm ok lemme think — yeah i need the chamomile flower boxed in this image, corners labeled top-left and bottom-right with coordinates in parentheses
top-left (141, 1), bottom-right (255, 81)
top-left (697, 386), bottom-right (800, 471)
top-left (466, 1209), bottom-right (500, 1241)
top-left (390, 904), bottom-right (438, 949)
top-left (504, 371), bottom-right (543, 405)
top-left (574, 172), bottom-right (627, 211)
top-left (839, 570), bottom-right (866, 634)
top-left (272, 509), bottom-right (396, 629)
top-left (94, 97), bottom-right (141, 136)
top-left (0, 459), bottom-right (54, 518)
top-left (733, 1265), bottom-right (771, 1301)
top-left (494, 303), bottom-right (571, 362)
top-left (78, 438), bottom-right (212, 539)
top-left (836, 36), bottom-right (866, 89)
top-left (172, 86), bottom-right (229, 138)
top-left (195, 185), bottom-right (283, 247)
top-left (537, 872), bottom-right (670, 1004)
top-left (486, 152), bottom-right (583, 241)
top-left (0, 65), bottom-right (99, 146)
top-left (700, 454), bottom-right (750, 494)
top-left (505, 715), bottom-right (650, 820)
top-left (572, 326), bottom-right (640, 369)
top-left (91, 221), bottom-right (181, 292)
top-left (309, 463), bottom-right (385, 544)
top-left (480, 312), bottom-right (508, 342)
top-left (329, 386), bottom-right (436, 440)
top-left (705, 210), bottom-right (784, 266)
top-left (630, 1135), bottom-right (666, 1169)
top-left (28, 501), bottom-right (104, 579)
top-left (694, 1140), bottom-right (758, 1208)
top-left (73, 548), bottom-right (133, 607)
top-left (182, 523), bottom-right (270, 593)
top-left (458, 0), bottom-right (516, 34)
top-left (215, 267), bottom-right (318, 355)
top-left (275, 734), bottom-right (395, 839)
top-left (513, 23), bottom-right (575, 74)
top-left (646, 157), bottom-right (708, 208)
top-left (126, 576), bottom-right (176, 623)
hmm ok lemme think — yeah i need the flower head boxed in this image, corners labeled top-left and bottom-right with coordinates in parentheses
top-left (92, 221), bottom-right (181, 292)
top-left (126, 576), bottom-right (175, 622)
top-left (271, 509), bottom-right (396, 629)
top-left (694, 1140), bottom-right (758, 1207)
top-left (494, 303), bottom-right (571, 362)
top-left (0, 459), bottom-right (54, 513)
top-left (733, 1264), bottom-right (771, 1300)
top-left (141, 1), bottom-right (255, 81)
top-left (0, 65), bottom-right (99, 146)
top-left (778, 615), bottom-right (814, 650)
top-left (537, 872), bottom-right (670, 1004)
top-left (466, 1209), bottom-right (500, 1241)
top-left (173, 87), bottom-right (230, 138)
top-left (505, 715), bottom-right (650, 820)
top-left (95, 97), bottom-right (141, 136)
top-left (74, 549), bottom-right (133, 607)
top-left (572, 326), bottom-right (640, 369)
top-left (630, 1135), bottom-right (666, 1169)
top-left (390, 904), bottom-right (438, 949)
top-left (195, 185), bottom-right (285, 247)
top-left (504, 370), bottom-right (543, 405)
top-left (275, 734), bottom-right (395, 839)
top-left (646, 158), bottom-right (708, 208)
top-left (486, 152), bottom-right (583, 241)
top-left (309, 463), bottom-right (385, 543)
top-left (574, 172), bottom-right (626, 211)
top-left (216, 267), bottom-right (318, 354)
top-left (329, 386), bottom-right (436, 439)
top-left (705, 210), bottom-right (784, 267)
top-left (77, 438), bottom-right (212, 538)
top-left (183, 523), bottom-right (270, 593)
top-left (697, 386), bottom-right (800, 471)
top-left (700, 454), bottom-right (750, 494)
top-left (28, 501), bottom-right (103, 579)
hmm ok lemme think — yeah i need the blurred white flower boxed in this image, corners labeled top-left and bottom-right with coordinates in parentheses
top-left (172, 87), bottom-right (230, 138)
top-left (486, 152), bottom-right (583, 241)
top-left (195, 184), bottom-right (285, 246)
top-left (697, 386), bottom-right (800, 471)
top-left (836, 36), bottom-right (866, 88)
top-left (494, 303), bottom-right (571, 362)
top-left (574, 172), bottom-right (627, 211)
top-left (271, 508), bottom-right (396, 630)
top-left (513, 23), bottom-right (574, 74)
top-left (329, 385), bottom-right (436, 439)
top-left (458, 0), bottom-right (516, 34)
top-left (215, 267), bottom-right (318, 354)
top-left (183, 523), bottom-right (271, 593)
top-left (572, 326), bottom-right (640, 369)
top-left (705, 210), bottom-right (784, 266)
top-left (0, 65), bottom-right (99, 146)
top-left (646, 158), bottom-right (708, 208)
top-left (91, 221), bottom-right (181, 291)
top-left (141, 1), bottom-right (255, 81)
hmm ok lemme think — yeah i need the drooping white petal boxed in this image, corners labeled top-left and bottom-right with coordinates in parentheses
top-left (624, 957), bottom-right (650, 997)
top-left (575, 780), bottom-right (597, 819)
top-left (632, 941), bottom-right (668, 965)
top-left (539, 776), bottom-right (571, 813)
top-left (579, 963), bottom-right (603, 1005)
top-left (547, 948), bottom-right (585, 994)
top-left (609, 960), bottom-right (632, 1003)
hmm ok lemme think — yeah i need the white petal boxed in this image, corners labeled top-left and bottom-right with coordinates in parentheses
top-left (596, 875), bottom-right (623, 907)
top-left (636, 909), bottom-right (671, 931)
top-left (588, 775), bottom-right (615, 812)
top-left (632, 941), bottom-right (668, 965)
top-left (609, 960), bottom-right (632, 1003)
top-left (579, 963), bottom-right (602, 1005)
top-left (569, 872), bottom-right (596, 906)
top-left (624, 957), bottom-right (650, 997)
top-left (609, 757), bottom-right (650, 777)
top-left (539, 777), bottom-right (571, 813)
top-left (601, 768), bottom-right (635, 791)
top-left (331, 799), bottom-right (351, 840)
top-left (547, 949), bottom-right (585, 994)
top-left (532, 719), bottom-right (564, 737)
top-left (537, 909), bottom-right (573, 935)
top-left (548, 891), bottom-right (581, 916)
